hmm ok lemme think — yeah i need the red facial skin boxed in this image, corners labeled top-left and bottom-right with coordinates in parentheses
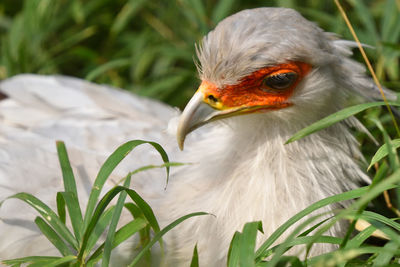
top-left (200, 62), bottom-right (312, 110)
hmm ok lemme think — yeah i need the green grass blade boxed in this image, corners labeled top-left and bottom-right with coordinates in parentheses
top-left (212, 0), bottom-right (235, 24)
top-left (117, 162), bottom-right (185, 188)
top-left (351, 0), bottom-right (378, 43)
top-left (59, 191), bottom-right (84, 242)
top-left (372, 118), bottom-right (400, 170)
top-left (381, 0), bottom-right (399, 42)
top-left (306, 168), bottom-right (400, 254)
top-left (369, 139), bottom-right (400, 170)
top-left (123, 202), bottom-right (152, 257)
top-left (258, 218), bottom-right (332, 259)
top-left (85, 58), bottom-right (131, 81)
top-left (128, 212), bottom-right (209, 266)
top-left (239, 221), bottom-right (263, 267)
top-left (39, 255), bottom-right (77, 267)
top-left (267, 256), bottom-right (303, 267)
top-left (298, 217), bottom-right (332, 237)
top-left (56, 141), bottom-right (83, 240)
top-left (308, 246), bottom-right (399, 266)
top-left (110, 0), bottom-right (146, 36)
top-left (227, 231), bottom-right (241, 267)
top-left (79, 187), bottom-right (125, 260)
top-left (1, 256), bottom-right (60, 266)
top-left (112, 218), bottom-right (147, 248)
top-left (265, 211), bottom-right (333, 267)
top-left (372, 241), bottom-right (399, 267)
top-left (125, 188), bottom-right (161, 233)
top-left (85, 206), bottom-right (115, 255)
top-left (124, 202), bottom-right (142, 218)
top-left (102, 174), bottom-right (132, 267)
top-left (81, 185), bottom-right (159, 261)
top-left (190, 244), bottom-right (199, 267)
top-left (286, 102), bottom-right (400, 144)
top-left (255, 186), bottom-right (371, 260)
top-left (346, 225), bottom-right (376, 249)
top-left (56, 192), bottom-right (66, 225)
top-left (262, 235), bottom-right (342, 259)
top-left (83, 140), bottom-right (170, 232)
top-left (256, 166), bottom-right (400, 262)
top-left (56, 141), bottom-right (79, 197)
top-left (1, 192), bottom-right (78, 250)
top-left (49, 26), bottom-right (96, 56)
top-left (34, 217), bottom-right (72, 256)
top-left (86, 218), bottom-right (148, 265)
top-left (361, 210), bottom-right (400, 232)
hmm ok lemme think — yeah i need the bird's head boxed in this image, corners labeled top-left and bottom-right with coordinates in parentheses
top-left (177, 7), bottom-right (386, 149)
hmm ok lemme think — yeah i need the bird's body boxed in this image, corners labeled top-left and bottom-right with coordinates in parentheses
top-left (0, 7), bottom-right (393, 266)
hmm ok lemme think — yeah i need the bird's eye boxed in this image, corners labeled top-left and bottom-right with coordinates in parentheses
top-left (262, 72), bottom-right (298, 90)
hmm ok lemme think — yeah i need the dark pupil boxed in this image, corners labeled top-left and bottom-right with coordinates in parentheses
top-left (263, 72), bottom-right (298, 90)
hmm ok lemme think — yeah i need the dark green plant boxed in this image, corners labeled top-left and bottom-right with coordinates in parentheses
top-left (1, 140), bottom-right (206, 266)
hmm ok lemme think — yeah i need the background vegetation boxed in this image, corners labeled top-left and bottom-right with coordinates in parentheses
top-left (0, 0), bottom-right (398, 108)
top-left (1, 0), bottom-right (400, 266)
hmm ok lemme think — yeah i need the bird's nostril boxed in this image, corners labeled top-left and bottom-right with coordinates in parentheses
top-left (207, 95), bottom-right (218, 102)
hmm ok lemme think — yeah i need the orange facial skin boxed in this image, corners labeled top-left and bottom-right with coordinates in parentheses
top-left (200, 62), bottom-right (311, 111)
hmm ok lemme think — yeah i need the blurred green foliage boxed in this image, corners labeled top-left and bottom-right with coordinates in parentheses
top-left (0, 0), bottom-right (399, 108)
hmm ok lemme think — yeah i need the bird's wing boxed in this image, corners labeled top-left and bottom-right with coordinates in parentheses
top-left (0, 74), bottom-right (178, 259)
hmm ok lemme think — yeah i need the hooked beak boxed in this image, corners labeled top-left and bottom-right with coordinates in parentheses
top-left (176, 91), bottom-right (217, 150)
top-left (176, 90), bottom-right (255, 150)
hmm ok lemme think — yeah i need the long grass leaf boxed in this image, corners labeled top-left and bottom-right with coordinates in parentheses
top-left (56, 141), bottom-right (79, 197)
top-left (212, 0), bottom-right (235, 23)
top-left (351, 0), bottom-right (378, 43)
top-left (40, 255), bottom-right (77, 267)
top-left (1, 256), bottom-right (60, 266)
top-left (59, 191), bottom-right (84, 242)
top-left (381, 0), bottom-right (398, 42)
top-left (128, 212), bottom-right (209, 266)
top-left (345, 225), bottom-right (377, 249)
top-left (1, 193), bottom-right (78, 249)
top-left (265, 212), bottom-right (332, 267)
top-left (85, 58), bottom-right (131, 81)
top-left (56, 141), bottom-right (83, 240)
top-left (190, 244), bottom-right (199, 267)
top-left (298, 169), bottom-right (400, 262)
top-left (80, 188), bottom-right (125, 260)
top-left (334, 0), bottom-right (400, 137)
top-left (256, 166), bottom-right (400, 262)
top-left (372, 241), bottom-right (399, 267)
top-left (124, 202), bottom-right (142, 218)
top-left (102, 174), bottom-right (132, 267)
top-left (255, 186), bottom-right (370, 259)
top-left (56, 192), bottom-right (66, 225)
top-left (227, 232), bottom-right (241, 267)
top-left (110, 0), bottom-right (146, 35)
top-left (125, 187), bottom-right (163, 257)
top-left (374, 118), bottom-right (400, 169)
top-left (116, 162), bottom-right (185, 188)
top-left (86, 218), bottom-right (148, 265)
top-left (81, 185), bottom-right (160, 261)
top-left (112, 218), bottom-right (147, 248)
top-left (286, 102), bottom-right (400, 144)
top-left (308, 246), bottom-right (399, 266)
top-left (34, 217), bottom-right (72, 256)
top-left (83, 140), bottom-right (170, 233)
top-left (369, 139), bottom-right (400, 169)
top-left (361, 210), bottom-right (400, 231)
top-left (85, 206), bottom-right (115, 255)
top-left (239, 221), bottom-right (262, 267)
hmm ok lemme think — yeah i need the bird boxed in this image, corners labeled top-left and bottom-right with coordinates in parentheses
top-left (0, 7), bottom-right (395, 267)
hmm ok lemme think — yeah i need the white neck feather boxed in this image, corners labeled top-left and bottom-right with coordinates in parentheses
top-left (160, 111), bottom-right (368, 266)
